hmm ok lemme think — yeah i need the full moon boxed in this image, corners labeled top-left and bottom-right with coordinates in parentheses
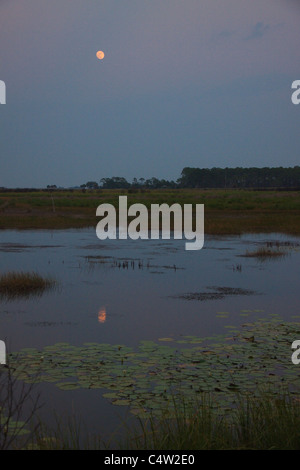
top-left (96, 50), bottom-right (105, 60)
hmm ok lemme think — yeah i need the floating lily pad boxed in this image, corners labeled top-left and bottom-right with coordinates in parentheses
top-left (57, 382), bottom-right (81, 391)
top-left (9, 314), bottom-right (300, 418)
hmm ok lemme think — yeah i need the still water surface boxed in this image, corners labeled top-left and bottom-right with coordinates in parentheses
top-left (0, 229), bottom-right (300, 438)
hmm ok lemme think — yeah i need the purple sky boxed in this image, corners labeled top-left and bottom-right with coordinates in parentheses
top-left (0, 0), bottom-right (300, 187)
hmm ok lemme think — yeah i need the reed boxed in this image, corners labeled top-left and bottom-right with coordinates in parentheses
top-left (242, 246), bottom-right (288, 260)
top-left (23, 390), bottom-right (300, 450)
top-left (0, 271), bottom-right (57, 298)
top-left (120, 391), bottom-right (300, 450)
top-left (0, 362), bottom-right (42, 450)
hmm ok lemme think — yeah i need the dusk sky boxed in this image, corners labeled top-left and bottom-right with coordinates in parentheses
top-left (0, 0), bottom-right (300, 188)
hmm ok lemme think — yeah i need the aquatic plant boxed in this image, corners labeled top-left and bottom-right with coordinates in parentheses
top-left (242, 246), bottom-right (288, 260)
top-left (0, 363), bottom-right (42, 449)
top-left (8, 316), bottom-right (300, 420)
top-left (21, 389), bottom-right (300, 450)
top-left (170, 286), bottom-right (258, 301)
top-left (0, 271), bottom-right (57, 299)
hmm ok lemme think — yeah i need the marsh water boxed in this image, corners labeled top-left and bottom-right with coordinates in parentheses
top-left (1, 228), bottom-right (300, 439)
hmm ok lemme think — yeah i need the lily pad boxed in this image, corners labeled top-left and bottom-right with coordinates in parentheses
top-left (9, 314), bottom-right (300, 418)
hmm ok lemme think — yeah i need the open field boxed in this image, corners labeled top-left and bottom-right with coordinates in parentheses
top-left (1, 188), bottom-right (300, 234)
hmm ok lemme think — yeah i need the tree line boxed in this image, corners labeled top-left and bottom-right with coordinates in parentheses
top-left (80, 166), bottom-right (300, 190)
top-left (3, 166), bottom-right (298, 191)
top-left (81, 177), bottom-right (177, 190)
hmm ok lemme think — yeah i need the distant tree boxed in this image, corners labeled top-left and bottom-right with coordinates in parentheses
top-left (84, 167), bottom-right (300, 192)
top-left (100, 177), bottom-right (130, 189)
top-left (177, 166), bottom-right (300, 189)
top-left (86, 181), bottom-right (99, 189)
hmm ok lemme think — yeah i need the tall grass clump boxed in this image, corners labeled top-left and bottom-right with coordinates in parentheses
top-left (9, 391), bottom-right (300, 449)
top-left (0, 363), bottom-right (42, 450)
top-left (0, 271), bottom-right (57, 299)
top-left (121, 392), bottom-right (300, 450)
top-left (232, 392), bottom-right (300, 449)
top-left (242, 246), bottom-right (288, 260)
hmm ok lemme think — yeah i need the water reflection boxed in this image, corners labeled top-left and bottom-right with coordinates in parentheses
top-left (1, 229), bottom-right (300, 442)
top-left (0, 229), bottom-right (300, 351)
top-left (98, 307), bottom-right (106, 323)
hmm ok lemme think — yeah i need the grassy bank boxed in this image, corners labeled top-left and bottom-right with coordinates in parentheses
top-left (0, 188), bottom-right (300, 234)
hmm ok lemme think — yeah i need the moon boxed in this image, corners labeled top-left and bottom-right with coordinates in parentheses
top-left (96, 50), bottom-right (105, 60)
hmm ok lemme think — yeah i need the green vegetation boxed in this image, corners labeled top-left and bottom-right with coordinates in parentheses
top-left (0, 365), bottom-right (41, 450)
top-left (122, 392), bottom-right (300, 450)
top-left (0, 271), bottom-right (57, 299)
top-left (242, 247), bottom-right (289, 260)
top-left (12, 390), bottom-right (300, 450)
top-left (51, 165), bottom-right (300, 190)
top-left (240, 240), bottom-right (299, 260)
top-left (178, 166), bottom-right (300, 189)
top-left (4, 315), bottom-right (300, 449)
top-left (1, 188), bottom-right (300, 234)
top-left (8, 316), bottom-right (300, 420)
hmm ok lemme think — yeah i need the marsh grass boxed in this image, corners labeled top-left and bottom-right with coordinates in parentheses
top-left (1, 189), bottom-right (300, 234)
top-left (121, 391), bottom-right (300, 450)
top-left (0, 271), bottom-right (57, 299)
top-left (0, 363), bottom-right (42, 450)
top-left (23, 391), bottom-right (300, 450)
top-left (242, 246), bottom-right (289, 260)
top-left (28, 415), bottom-right (93, 450)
